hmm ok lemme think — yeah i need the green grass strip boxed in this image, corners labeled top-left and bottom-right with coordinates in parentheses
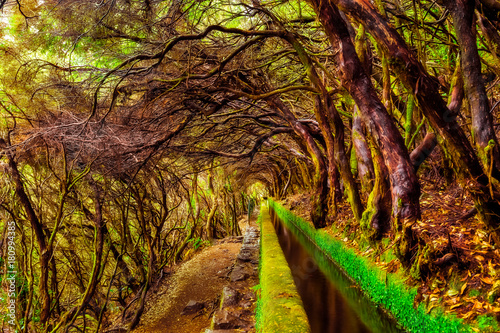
top-left (257, 206), bottom-right (311, 333)
top-left (268, 199), bottom-right (469, 333)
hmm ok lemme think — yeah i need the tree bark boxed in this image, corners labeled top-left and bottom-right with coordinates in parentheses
top-left (309, 0), bottom-right (421, 263)
top-left (444, 0), bottom-right (500, 175)
top-left (265, 96), bottom-right (329, 228)
top-left (328, 0), bottom-right (500, 243)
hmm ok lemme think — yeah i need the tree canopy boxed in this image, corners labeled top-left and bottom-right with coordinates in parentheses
top-left (2, 0), bottom-right (500, 331)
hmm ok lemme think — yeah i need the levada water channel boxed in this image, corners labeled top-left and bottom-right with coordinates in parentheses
top-left (269, 208), bottom-right (405, 333)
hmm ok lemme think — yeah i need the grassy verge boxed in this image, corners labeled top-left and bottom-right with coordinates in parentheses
top-left (256, 205), bottom-right (311, 333)
top-left (269, 199), bottom-right (469, 333)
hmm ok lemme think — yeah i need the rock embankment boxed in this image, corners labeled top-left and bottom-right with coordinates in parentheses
top-left (206, 227), bottom-right (260, 333)
top-left (129, 238), bottom-right (243, 333)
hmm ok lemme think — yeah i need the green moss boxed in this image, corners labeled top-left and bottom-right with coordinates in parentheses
top-left (268, 199), bottom-right (469, 333)
top-left (257, 206), bottom-right (311, 333)
top-left (469, 289), bottom-right (482, 298)
top-left (477, 314), bottom-right (500, 332)
top-left (360, 194), bottom-right (378, 240)
top-left (350, 147), bottom-right (358, 175)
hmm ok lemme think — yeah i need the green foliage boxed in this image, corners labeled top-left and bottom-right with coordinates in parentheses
top-left (187, 237), bottom-right (209, 250)
top-left (469, 289), bottom-right (482, 298)
top-left (269, 200), bottom-right (469, 333)
top-left (476, 314), bottom-right (500, 332)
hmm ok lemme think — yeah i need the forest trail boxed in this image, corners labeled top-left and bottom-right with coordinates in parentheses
top-left (130, 239), bottom-right (243, 333)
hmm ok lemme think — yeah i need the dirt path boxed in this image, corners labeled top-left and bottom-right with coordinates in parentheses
top-left (131, 239), bottom-right (243, 333)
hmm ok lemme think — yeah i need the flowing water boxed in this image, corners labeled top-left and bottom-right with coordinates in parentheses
top-left (270, 211), bottom-right (405, 333)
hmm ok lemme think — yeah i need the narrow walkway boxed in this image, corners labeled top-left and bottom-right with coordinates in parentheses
top-left (131, 238), bottom-right (243, 333)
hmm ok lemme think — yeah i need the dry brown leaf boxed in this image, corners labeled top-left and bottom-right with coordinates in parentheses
top-left (474, 300), bottom-right (484, 310)
top-left (426, 303), bottom-right (437, 314)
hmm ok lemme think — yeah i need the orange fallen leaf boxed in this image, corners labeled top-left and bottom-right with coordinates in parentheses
top-left (474, 300), bottom-right (484, 310)
top-left (480, 276), bottom-right (493, 284)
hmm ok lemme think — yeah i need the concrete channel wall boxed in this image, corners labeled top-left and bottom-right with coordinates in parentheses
top-left (258, 206), bottom-right (311, 333)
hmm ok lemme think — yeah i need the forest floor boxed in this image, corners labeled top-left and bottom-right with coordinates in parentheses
top-left (124, 217), bottom-right (258, 333)
top-left (282, 172), bottom-right (500, 330)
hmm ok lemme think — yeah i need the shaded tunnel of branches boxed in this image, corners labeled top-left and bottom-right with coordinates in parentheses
top-left (2, 0), bottom-right (500, 331)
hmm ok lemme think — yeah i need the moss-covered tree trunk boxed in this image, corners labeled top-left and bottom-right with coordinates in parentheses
top-left (352, 106), bottom-right (392, 240)
top-left (265, 96), bottom-right (329, 228)
top-left (309, 0), bottom-right (421, 263)
top-left (284, 32), bottom-right (364, 223)
top-left (327, 0), bottom-right (500, 245)
top-left (444, 0), bottom-right (500, 176)
top-left (352, 107), bottom-right (374, 196)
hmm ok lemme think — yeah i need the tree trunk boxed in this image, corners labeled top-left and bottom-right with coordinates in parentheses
top-left (362, 132), bottom-right (392, 240)
top-left (410, 133), bottom-right (438, 172)
top-left (265, 96), bottom-right (329, 228)
top-left (444, 0), bottom-right (500, 175)
top-left (1, 139), bottom-right (52, 324)
top-left (309, 0), bottom-right (421, 263)
top-left (54, 181), bottom-right (106, 332)
top-left (284, 32), bottom-right (363, 223)
top-left (352, 106), bottom-right (375, 196)
top-left (205, 202), bottom-right (218, 240)
top-left (329, 0), bottom-right (500, 244)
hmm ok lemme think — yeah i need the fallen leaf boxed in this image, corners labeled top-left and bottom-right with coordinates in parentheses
top-left (426, 303), bottom-right (437, 314)
top-left (462, 311), bottom-right (475, 320)
top-left (481, 276), bottom-right (493, 284)
top-left (460, 282), bottom-right (467, 295)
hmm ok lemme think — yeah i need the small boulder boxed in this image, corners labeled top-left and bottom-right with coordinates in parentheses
top-left (230, 265), bottom-right (250, 282)
top-left (221, 286), bottom-right (240, 307)
top-left (181, 300), bottom-right (205, 315)
top-left (212, 309), bottom-right (249, 329)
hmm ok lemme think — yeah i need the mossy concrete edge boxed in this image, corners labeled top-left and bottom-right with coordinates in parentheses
top-left (257, 206), bottom-right (311, 333)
